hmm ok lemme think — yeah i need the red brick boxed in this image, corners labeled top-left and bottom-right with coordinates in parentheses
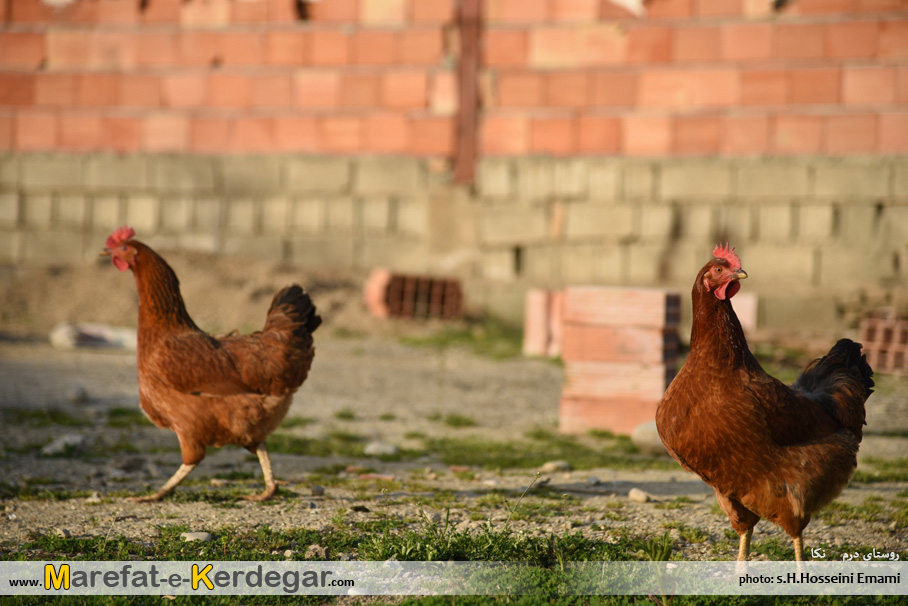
top-left (430, 70), bottom-right (458, 114)
top-left (496, 72), bottom-right (544, 107)
top-left (740, 69), bottom-right (787, 106)
top-left (0, 74), bottom-right (35, 106)
top-left (559, 395), bottom-right (660, 436)
top-left (844, 67), bottom-right (896, 106)
top-left (627, 26), bottom-right (673, 64)
top-left (772, 114), bottom-right (824, 154)
top-left (46, 31), bottom-right (91, 69)
top-left (342, 73), bottom-right (382, 108)
top-left (412, 0), bottom-right (454, 22)
top-left (788, 68), bottom-right (841, 104)
top-left (577, 114), bottom-right (621, 153)
top-left (879, 113), bottom-right (908, 153)
top-left (546, 72), bottom-right (590, 108)
top-left (310, 29), bottom-right (351, 65)
top-left (775, 23), bottom-right (827, 60)
top-left (674, 26), bottom-right (721, 63)
top-left (411, 116), bottom-right (455, 156)
top-left (562, 288), bottom-right (680, 327)
top-left (898, 67), bottom-right (908, 103)
top-left (485, 0), bottom-right (549, 23)
top-left (208, 74), bottom-right (250, 109)
top-left (219, 32), bottom-right (264, 67)
top-left (599, 0), bottom-right (640, 18)
top-left (0, 1), bottom-right (6, 24)
top-left (721, 24), bottom-right (772, 62)
top-left (265, 31), bottom-right (309, 65)
top-left (523, 290), bottom-right (552, 357)
top-left (141, 0), bottom-right (181, 23)
top-left (250, 74), bottom-right (293, 108)
top-left (179, 31), bottom-right (221, 67)
top-left (365, 112), bottom-right (410, 153)
top-left (483, 30), bottom-right (528, 67)
top-left (563, 360), bottom-right (673, 399)
top-left (826, 113), bottom-right (877, 154)
top-left (190, 116), bottom-right (231, 153)
top-left (104, 116), bottom-right (143, 153)
top-left (97, 0), bottom-right (141, 24)
top-left (229, 117), bottom-right (274, 152)
top-left (382, 71), bottom-right (428, 108)
top-left (181, 0), bottom-right (230, 27)
top-left (9, 0), bottom-right (55, 23)
top-left (160, 74), bottom-right (206, 108)
top-left (273, 115), bottom-right (320, 152)
top-left (398, 29), bottom-right (444, 65)
top-left (796, 0), bottom-right (859, 13)
top-left (639, 69), bottom-right (738, 109)
top-left (267, 0), bottom-right (298, 22)
top-left (137, 33), bottom-right (179, 68)
top-left (593, 71), bottom-right (638, 107)
top-left (0, 114), bottom-right (13, 150)
top-left (562, 324), bottom-right (676, 364)
top-left (697, 0), bottom-right (745, 16)
top-left (530, 115), bottom-right (576, 155)
top-left (308, 0), bottom-right (359, 22)
top-left (320, 116), bottom-right (363, 152)
top-left (360, 0), bottom-right (407, 23)
top-left (826, 21), bottom-right (879, 59)
top-left (858, 0), bottom-right (905, 11)
top-left (880, 20), bottom-right (908, 59)
top-left (60, 113), bottom-right (104, 151)
top-left (481, 113), bottom-right (529, 155)
top-left (119, 75), bottom-right (161, 108)
top-left (90, 32), bottom-right (137, 70)
top-left (622, 115), bottom-right (672, 156)
top-left (648, 0), bottom-right (693, 18)
top-left (530, 24), bottom-right (626, 68)
top-left (14, 110), bottom-right (57, 150)
top-left (352, 31), bottom-right (397, 65)
top-left (722, 114), bottom-right (769, 155)
top-left (78, 74), bottom-right (120, 107)
top-left (551, 0), bottom-right (600, 22)
top-left (231, 0), bottom-right (269, 22)
top-left (144, 113), bottom-right (189, 152)
top-left (0, 33), bottom-right (45, 69)
top-left (34, 74), bottom-right (77, 108)
top-left (294, 71), bottom-right (342, 108)
top-left (675, 114), bottom-right (721, 155)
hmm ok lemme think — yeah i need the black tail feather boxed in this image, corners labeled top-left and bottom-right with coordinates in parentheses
top-left (266, 285), bottom-right (322, 339)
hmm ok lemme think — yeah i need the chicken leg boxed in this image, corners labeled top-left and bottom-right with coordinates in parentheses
top-left (240, 443), bottom-right (278, 502)
top-left (737, 528), bottom-right (753, 561)
top-left (128, 463), bottom-right (197, 503)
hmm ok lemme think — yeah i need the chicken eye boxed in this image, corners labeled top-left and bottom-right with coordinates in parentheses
top-left (120, 245), bottom-right (127, 251)
top-left (715, 267), bottom-right (723, 273)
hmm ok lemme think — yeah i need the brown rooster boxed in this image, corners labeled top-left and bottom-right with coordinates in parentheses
top-left (103, 226), bottom-right (321, 502)
top-left (656, 244), bottom-right (873, 561)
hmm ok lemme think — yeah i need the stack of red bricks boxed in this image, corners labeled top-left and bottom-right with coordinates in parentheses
top-left (860, 312), bottom-right (908, 375)
top-left (525, 286), bottom-right (680, 435)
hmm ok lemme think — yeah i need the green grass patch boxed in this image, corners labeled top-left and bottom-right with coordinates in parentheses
top-left (654, 496), bottom-right (696, 510)
top-left (334, 408), bottom-right (356, 421)
top-left (399, 316), bottom-right (523, 360)
top-left (1, 406), bottom-right (89, 427)
top-left (441, 413), bottom-right (477, 428)
top-left (852, 458), bottom-right (908, 483)
top-left (105, 407), bottom-right (152, 428)
top-left (280, 416), bottom-right (315, 429)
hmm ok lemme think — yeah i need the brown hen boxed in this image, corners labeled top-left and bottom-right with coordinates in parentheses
top-left (103, 226), bottom-right (321, 502)
top-left (656, 244), bottom-right (873, 561)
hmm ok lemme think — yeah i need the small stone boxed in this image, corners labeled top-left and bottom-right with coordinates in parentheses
top-left (180, 532), bottom-right (214, 543)
top-left (631, 421), bottom-right (668, 456)
top-left (305, 544), bottom-right (329, 560)
top-left (308, 502), bottom-right (318, 509)
top-left (310, 485), bottom-right (325, 496)
top-left (67, 385), bottom-right (89, 404)
top-left (53, 528), bottom-right (72, 539)
top-left (210, 478), bottom-right (229, 487)
top-left (284, 549), bottom-right (294, 558)
top-left (540, 460), bottom-right (571, 473)
top-left (364, 441), bottom-right (399, 457)
top-left (628, 488), bottom-right (650, 503)
top-left (41, 434), bottom-right (86, 456)
top-left (85, 491), bottom-right (102, 504)
top-left (351, 505), bottom-right (370, 513)
top-left (588, 476), bottom-right (601, 486)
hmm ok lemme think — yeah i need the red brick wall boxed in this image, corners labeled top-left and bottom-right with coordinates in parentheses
top-left (0, 0), bottom-right (905, 157)
top-left (481, 0), bottom-right (908, 156)
top-left (0, 0), bottom-right (457, 155)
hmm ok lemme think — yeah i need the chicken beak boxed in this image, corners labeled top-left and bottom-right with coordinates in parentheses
top-left (100, 248), bottom-right (111, 257)
top-left (735, 270), bottom-right (748, 280)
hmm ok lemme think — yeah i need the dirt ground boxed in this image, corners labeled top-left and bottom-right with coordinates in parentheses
top-left (1, 251), bottom-right (906, 562)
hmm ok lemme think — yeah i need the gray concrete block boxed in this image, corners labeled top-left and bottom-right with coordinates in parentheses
top-left (680, 205), bottom-right (715, 240)
top-left (261, 196), bottom-right (290, 234)
top-left (756, 204), bottom-right (795, 242)
top-left (0, 193), bottom-right (19, 227)
top-left (524, 245), bottom-right (560, 283)
top-left (715, 205), bottom-right (755, 243)
top-left (326, 197), bottom-right (356, 232)
top-left (291, 198), bottom-right (326, 232)
top-left (56, 194), bottom-right (88, 228)
top-left (286, 158), bottom-right (351, 194)
top-left (740, 244), bottom-right (816, 288)
top-left (126, 195), bottom-right (158, 233)
top-left (736, 162), bottom-right (810, 198)
top-left (883, 206), bottom-right (908, 243)
top-left (588, 161), bottom-right (620, 201)
top-left (759, 295), bottom-right (838, 332)
top-left (479, 205), bottom-right (548, 245)
top-left (480, 248), bottom-right (516, 281)
top-left (226, 199), bottom-right (257, 234)
top-left (86, 155), bottom-right (148, 191)
top-left (358, 237), bottom-right (430, 273)
top-left (817, 246), bottom-right (890, 288)
top-left (813, 161), bottom-right (889, 198)
top-left (553, 159), bottom-right (588, 198)
top-left (477, 159), bottom-right (513, 198)
top-left (150, 157), bottom-right (216, 193)
top-left (21, 156), bottom-right (84, 191)
top-left (561, 244), bottom-right (598, 284)
top-left (161, 198), bottom-right (192, 232)
top-left (626, 243), bottom-right (667, 284)
top-left (661, 161), bottom-right (732, 200)
top-left (221, 157), bottom-right (281, 193)
top-left (895, 161), bottom-right (908, 197)
top-left (639, 205), bottom-right (677, 239)
top-left (23, 195), bottom-right (53, 228)
top-left (222, 235), bottom-right (284, 261)
top-left (565, 203), bottom-right (634, 239)
top-left (362, 197), bottom-right (392, 232)
top-left (0, 231), bottom-right (21, 263)
top-left (0, 155), bottom-right (18, 188)
top-left (91, 196), bottom-right (122, 231)
top-left (354, 158), bottom-right (423, 196)
top-left (397, 198), bottom-right (428, 237)
top-left (23, 230), bottom-right (84, 264)
top-left (195, 198), bottom-right (222, 231)
top-left (288, 235), bottom-right (355, 268)
top-left (622, 163), bottom-right (655, 200)
top-left (837, 203), bottom-right (878, 245)
top-left (798, 204), bottom-right (836, 240)
top-left (515, 159), bottom-right (554, 201)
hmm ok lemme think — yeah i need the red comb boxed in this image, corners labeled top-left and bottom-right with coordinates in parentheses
top-left (106, 226), bottom-right (135, 249)
top-left (713, 243), bottom-right (741, 268)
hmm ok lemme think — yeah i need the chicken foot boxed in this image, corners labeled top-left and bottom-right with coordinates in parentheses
top-left (128, 463), bottom-right (197, 503)
top-left (240, 443), bottom-right (278, 502)
top-left (736, 528), bottom-right (753, 561)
